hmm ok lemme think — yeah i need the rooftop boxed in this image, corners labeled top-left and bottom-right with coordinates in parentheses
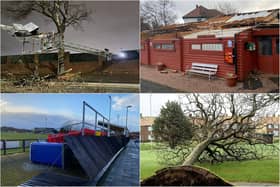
top-left (183, 5), bottom-right (223, 19)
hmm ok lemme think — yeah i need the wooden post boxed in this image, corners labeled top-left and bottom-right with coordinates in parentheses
top-left (3, 140), bottom-right (6, 155)
top-left (23, 140), bottom-right (26, 152)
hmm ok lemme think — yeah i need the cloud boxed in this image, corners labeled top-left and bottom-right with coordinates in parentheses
top-left (140, 94), bottom-right (182, 117)
top-left (0, 99), bottom-right (76, 119)
top-left (112, 94), bottom-right (139, 111)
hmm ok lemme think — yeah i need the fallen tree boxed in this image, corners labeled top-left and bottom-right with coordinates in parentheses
top-left (154, 94), bottom-right (279, 165)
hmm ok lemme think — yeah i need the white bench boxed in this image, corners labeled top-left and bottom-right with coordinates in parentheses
top-left (187, 63), bottom-right (218, 80)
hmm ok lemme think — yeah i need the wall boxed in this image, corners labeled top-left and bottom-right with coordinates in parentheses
top-left (149, 39), bottom-right (182, 71)
top-left (182, 37), bottom-right (236, 78)
top-left (235, 30), bottom-right (257, 81)
top-left (183, 17), bottom-right (206, 24)
top-left (141, 40), bottom-right (150, 65)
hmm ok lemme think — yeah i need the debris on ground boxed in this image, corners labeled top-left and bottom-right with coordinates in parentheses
top-left (160, 70), bottom-right (168, 74)
top-left (58, 72), bottom-right (82, 81)
top-left (269, 77), bottom-right (279, 86)
top-left (243, 72), bottom-right (263, 90)
top-left (141, 165), bottom-right (232, 186)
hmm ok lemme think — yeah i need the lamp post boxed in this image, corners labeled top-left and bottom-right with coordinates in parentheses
top-left (108, 95), bottom-right (112, 137)
top-left (125, 105), bottom-right (132, 136)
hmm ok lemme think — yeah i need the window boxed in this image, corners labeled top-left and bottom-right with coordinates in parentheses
top-left (273, 130), bottom-right (279, 136)
top-left (191, 44), bottom-right (201, 50)
top-left (153, 43), bottom-right (175, 50)
top-left (154, 44), bottom-right (161, 49)
top-left (148, 134), bottom-right (154, 140)
top-left (258, 37), bottom-right (272, 55)
top-left (162, 43), bottom-right (175, 50)
top-left (268, 124), bottom-right (273, 129)
top-left (148, 126), bottom-right (153, 131)
top-left (202, 43), bottom-right (223, 51)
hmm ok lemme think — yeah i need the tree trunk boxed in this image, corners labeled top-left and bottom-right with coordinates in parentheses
top-left (182, 139), bottom-right (211, 166)
top-left (57, 32), bottom-right (65, 75)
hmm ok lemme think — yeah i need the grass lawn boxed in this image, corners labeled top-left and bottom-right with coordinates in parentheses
top-left (1, 132), bottom-right (48, 155)
top-left (1, 132), bottom-right (47, 140)
top-left (141, 144), bottom-right (279, 183)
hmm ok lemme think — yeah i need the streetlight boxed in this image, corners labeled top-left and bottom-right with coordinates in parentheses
top-left (125, 105), bottom-right (132, 136)
top-left (108, 95), bottom-right (112, 137)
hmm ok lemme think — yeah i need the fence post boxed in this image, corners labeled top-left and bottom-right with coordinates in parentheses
top-left (3, 140), bottom-right (6, 155)
top-left (23, 140), bottom-right (26, 152)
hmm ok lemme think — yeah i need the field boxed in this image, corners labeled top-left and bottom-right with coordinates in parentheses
top-left (1, 132), bottom-right (48, 140)
top-left (1, 132), bottom-right (48, 155)
top-left (140, 143), bottom-right (279, 183)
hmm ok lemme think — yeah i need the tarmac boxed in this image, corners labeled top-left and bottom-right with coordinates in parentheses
top-left (98, 140), bottom-right (140, 186)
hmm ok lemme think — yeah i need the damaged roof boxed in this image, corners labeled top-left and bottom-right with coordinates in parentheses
top-left (182, 27), bottom-right (252, 39)
top-left (142, 8), bottom-right (279, 39)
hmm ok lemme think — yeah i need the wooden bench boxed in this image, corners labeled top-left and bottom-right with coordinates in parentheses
top-left (187, 63), bottom-right (218, 80)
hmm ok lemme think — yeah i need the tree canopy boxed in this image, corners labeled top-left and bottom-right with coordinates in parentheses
top-left (153, 101), bottom-right (192, 149)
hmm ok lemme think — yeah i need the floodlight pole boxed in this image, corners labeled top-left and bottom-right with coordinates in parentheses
top-left (125, 105), bottom-right (132, 137)
top-left (108, 96), bottom-right (112, 137)
top-left (82, 101), bottom-right (86, 136)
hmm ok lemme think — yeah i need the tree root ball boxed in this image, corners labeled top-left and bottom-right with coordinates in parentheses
top-left (141, 165), bottom-right (232, 186)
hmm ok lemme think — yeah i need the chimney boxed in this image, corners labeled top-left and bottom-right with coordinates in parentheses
top-left (196, 4), bottom-right (199, 8)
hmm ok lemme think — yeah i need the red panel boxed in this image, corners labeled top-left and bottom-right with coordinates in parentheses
top-left (141, 40), bottom-right (150, 65)
top-left (182, 37), bottom-right (236, 79)
top-left (236, 30), bottom-right (257, 80)
top-left (149, 39), bottom-right (182, 71)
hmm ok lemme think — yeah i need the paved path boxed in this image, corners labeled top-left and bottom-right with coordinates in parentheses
top-left (141, 65), bottom-right (279, 93)
top-left (141, 79), bottom-right (181, 92)
top-left (98, 140), bottom-right (139, 186)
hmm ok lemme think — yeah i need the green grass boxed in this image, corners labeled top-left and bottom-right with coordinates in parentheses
top-left (1, 153), bottom-right (43, 186)
top-left (1, 132), bottom-right (47, 155)
top-left (140, 143), bottom-right (279, 183)
top-left (197, 159), bottom-right (279, 183)
top-left (1, 132), bottom-right (47, 140)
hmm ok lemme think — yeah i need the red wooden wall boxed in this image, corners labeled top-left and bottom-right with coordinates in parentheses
top-left (149, 39), bottom-right (182, 71)
top-left (182, 37), bottom-right (236, 79)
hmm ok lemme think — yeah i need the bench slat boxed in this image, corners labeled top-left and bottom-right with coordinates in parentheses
top-left (187, 62), bottom-right (218, 80)
top-left (189, 69), bottom-right (216, 75)
top-left (192, 63), bottom-right (218, 68)
top-left (191, 67), bottom-right (217, 72)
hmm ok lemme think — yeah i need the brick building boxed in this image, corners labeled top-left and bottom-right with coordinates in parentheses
top-left (140, 116), bottom-right (155, 142)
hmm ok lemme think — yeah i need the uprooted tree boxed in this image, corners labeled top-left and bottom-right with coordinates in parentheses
top-left (3, 1), bottom-right (92, 75)
top-left (154, 93), bottom-right (279, 166)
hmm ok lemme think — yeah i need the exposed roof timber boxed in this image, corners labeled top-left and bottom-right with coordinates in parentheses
top-left (141, 9), bottom-right (279, 40)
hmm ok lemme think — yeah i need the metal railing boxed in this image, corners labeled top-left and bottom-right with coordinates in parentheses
top-left (1, 138), bottom-right (45, 155)
top-left (82, 101), bottom-right (110, 136)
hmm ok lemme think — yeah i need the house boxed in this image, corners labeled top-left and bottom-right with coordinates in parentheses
top-left (141, 8), bottom-right (279, 81)
top-left (257, 116), bottom-right (280, 137)
top-left (140, 116), bottom-right (155, 142)
top-left (182, 5), bottom-right (223, 23)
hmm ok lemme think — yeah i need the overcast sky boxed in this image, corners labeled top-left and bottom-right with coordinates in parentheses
top-left (1, 1), bottom-right (139, 55)
top-left (142, 0), bottom-right (280, 23)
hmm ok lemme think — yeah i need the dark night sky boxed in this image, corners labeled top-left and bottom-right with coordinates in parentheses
top-left (1, 1), bottom-right (139, 55)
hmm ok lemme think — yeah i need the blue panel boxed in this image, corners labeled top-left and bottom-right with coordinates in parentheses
top-left (30, 142), bottom-right (63, 168)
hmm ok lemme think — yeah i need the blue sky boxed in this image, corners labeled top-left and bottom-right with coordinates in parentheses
top-left (0, 94), bottom-right (139, 132)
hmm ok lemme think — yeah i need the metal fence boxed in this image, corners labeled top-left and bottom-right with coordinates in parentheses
top-left (1, 139), bottom-right (46, 155)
